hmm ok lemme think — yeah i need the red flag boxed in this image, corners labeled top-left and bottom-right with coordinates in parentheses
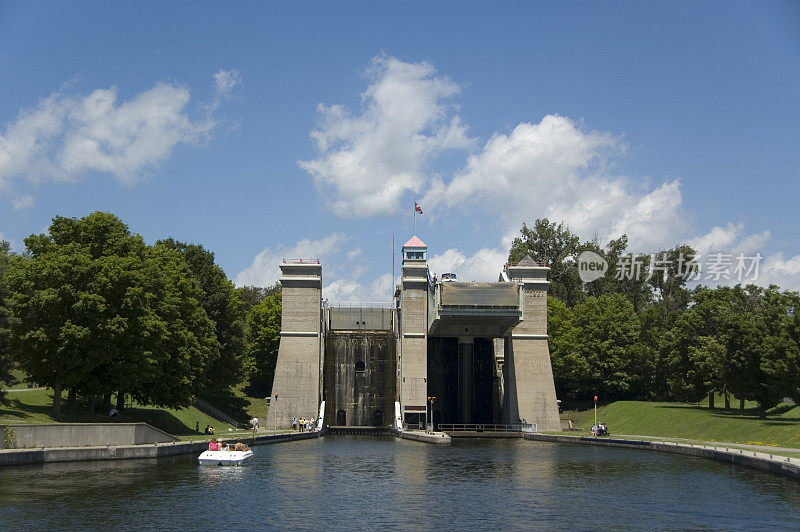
top-left (414, 201), bottom-right (423, 214)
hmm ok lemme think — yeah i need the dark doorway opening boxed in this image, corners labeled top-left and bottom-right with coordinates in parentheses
top-left (427, 337), bottom-right (495, 425)
top-left (373, 409), bottom-right (383, 426)
top-left (404, 412), bottom-right (422, 429)
top-left (336, 409), bottom-right (347, 426)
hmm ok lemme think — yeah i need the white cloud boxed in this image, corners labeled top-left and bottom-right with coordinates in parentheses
top-left (298, 55), bottom-right (473, 217)
top-left (424, 115), bottom-right (686, 251)
top-left (428, 247), bottom-right (507, 282)
top-left (293, 57), bottom-right (800, 292)
top-left (11, 194), bottom-right (34, 210)
top-left (685, 223), bottom-right (800, 290)
top-left (213, 69), bottom-right (241, 97)
top-left (0, 79), bottom-right (215, 193)
top-left (299, 58), bottom-right (689, 251)
top-left (235, 231), bottom-right (399, 302)
top-left (760, 252), bottom-right (800, 290)
top-left (234, 233), bottom-right (347, 287)
top-left (207, 69), bottom-right (242, 113)
top-left (325, 273), bottom-right (395, 303)
top-left (689, 223), bottom-right (771, 256)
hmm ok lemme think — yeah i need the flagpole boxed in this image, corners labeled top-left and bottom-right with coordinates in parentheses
top-left (392, 233), bottom-right (395, 301)
top-left (413, 198), bottom-right (416, 235)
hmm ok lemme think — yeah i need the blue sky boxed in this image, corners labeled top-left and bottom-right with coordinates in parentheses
top-left (1, 2), bottom-right (799, 299)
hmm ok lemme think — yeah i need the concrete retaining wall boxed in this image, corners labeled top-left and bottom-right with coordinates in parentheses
top-left (524, 433), bottom-right (800, 481)
top-left (0, 430), bottom-right (319, 468)
top-left (1, 423), bottom-right (177, 449)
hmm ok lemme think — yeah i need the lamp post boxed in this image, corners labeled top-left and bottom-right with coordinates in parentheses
top-left (427, 396), bottom-right (436, 433)
top-left (594, 395), bottom-right (598, 432)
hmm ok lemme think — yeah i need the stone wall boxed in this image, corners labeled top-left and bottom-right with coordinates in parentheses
top-left (0, 423), bottom-right (176, 449)
top-left (324, 331), bottom-right (396, 427)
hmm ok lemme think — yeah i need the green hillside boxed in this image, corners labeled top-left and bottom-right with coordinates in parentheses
top-left (564, 400), bottom-right (800, 449)
top-left (0, 388), bottom-right (236, 437)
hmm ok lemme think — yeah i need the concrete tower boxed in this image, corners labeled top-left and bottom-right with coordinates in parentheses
top-left (398, 236), bottom-right (429, 425)
top-left (269, 259), bottom-right (322, 428)
top-left (502, 255), bottom-right (561, 431)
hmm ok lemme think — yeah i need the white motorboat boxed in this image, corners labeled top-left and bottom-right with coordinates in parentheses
top-left (197, 449), bottom-right (254, 466)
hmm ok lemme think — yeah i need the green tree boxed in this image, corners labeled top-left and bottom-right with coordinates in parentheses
top-left (560, 294), bottom-right (643, 400)
top-left (0, 241), bottom-right (17, 403)
top-left (238, 284), bottom-right (280, 312)
top-left (7, 212), bottom-right (218, 414)
top-left (131, 244), bottom-right (219, 408)
top-left (741, 285), bottom-right (800, 418)
top-left (508, 219), bottom-right (583, 306)
top-left (665, 284), bottom-right (800, 417)
top-left (784, 294), bottom-right (800, 405)
top-left (157, 239), bottom-right (249, 399)
top-left (547, 296), bottom-right (578, 400)
top-left (666, 287), bottom-right (736, 406)
top-left (245, 292), bottom-right (281, 397)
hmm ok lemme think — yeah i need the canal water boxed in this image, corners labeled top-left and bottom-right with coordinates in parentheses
top-left (1, 436), bottom-right (799, 530)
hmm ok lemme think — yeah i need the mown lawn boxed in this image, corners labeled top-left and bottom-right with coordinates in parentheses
top-left (0, 388), bottom-right (237, 436)
top-left (564, 400), bottom-right (800, 449)
top-left (1, 369), bottom-right (279, 437)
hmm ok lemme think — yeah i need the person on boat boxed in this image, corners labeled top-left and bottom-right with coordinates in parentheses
top-left (234, 439), bottom-right (249, 451)
top-left (220, 441), bottom-right (229, 451)
top-left (208, 438), bottom-right (219, 451)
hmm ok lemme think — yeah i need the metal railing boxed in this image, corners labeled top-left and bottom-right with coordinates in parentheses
top-left (282, 258), bottom-right (320, 264)
top-left (438, 423), bottom-right (538, 433)
top-left (325, 301), bottom-right (395, 309)
top-left (193, 399), bottom-right (243, 429)
top-left (505, 260), bottom-right (547, 268)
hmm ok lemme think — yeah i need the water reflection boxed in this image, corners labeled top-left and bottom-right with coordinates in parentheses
top-left (1, 437), bottom-right (799, 530)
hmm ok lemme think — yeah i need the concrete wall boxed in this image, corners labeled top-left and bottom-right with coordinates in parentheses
top-left (0, 431), bottom-right (319, 468)
top-left (0, 423), bottom-right (177, 449)
top-left (400, 259), bottom-right (429, 421)
top-left (270, 262), bottom-right (322, 428)
top-left (329, 307), bottom-right (393, 331)
top-left (439, 282), bottom-right (519, 307)
top-left (324, 331), bottom-right (397, 427)
top-left (504, 285), bottom-right (561, 432)
top-left (524, 433), bottom-right (800, 481)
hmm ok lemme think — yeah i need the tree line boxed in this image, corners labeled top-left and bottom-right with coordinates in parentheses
top-left (0, 212), bottom-right (282, 417)
top-left (510, 219), bottom-right (800, 417)
top-left (2, 212), bottom-right (797, 419)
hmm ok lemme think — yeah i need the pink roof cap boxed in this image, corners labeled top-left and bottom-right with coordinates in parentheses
top-left (402, 235), bottom-right (427, 248)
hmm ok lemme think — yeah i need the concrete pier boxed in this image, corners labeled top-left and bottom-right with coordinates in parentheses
top-left (270, 260), bottom-right (323, 429)
top-left (0, 431), bottom-right (320, 468)
top-left (396, 429), bottom-right (451, 445)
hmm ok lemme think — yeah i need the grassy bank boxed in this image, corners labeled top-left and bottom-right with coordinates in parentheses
top-left (563, 400), bottom-right (800, 449)
top-left (0, 388), bottom-right (236, 436)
